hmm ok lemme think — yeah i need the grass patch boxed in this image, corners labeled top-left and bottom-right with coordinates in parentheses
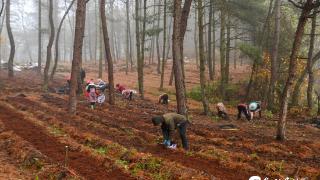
top-left (200, 148), bottom-right (229, 162)
top-left (23, 157), bottom-right (43, 171)
top-left (115, 159), bottom-right (129, 170)
top-left (264, 110), bottom-right (274, 119)
top-left (131, 157), bottom-right (172, 179)
top-left (49, 125), bottom-right (66, 137)
top-left (210, 115), bottom-right (220, 122)
top-left (185, 151), bottom-right (194, 157)
top-left (94, 146), bottom-right (109, 155)
top-left (265, 160), bottom-right (285, 173)
top-left (250, 152), bottom-right (259, 160)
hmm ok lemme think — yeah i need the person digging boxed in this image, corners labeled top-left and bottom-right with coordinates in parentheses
top-left (152, 113), bottom-right (189, 150)
top-left (158, 93), bottom-right (169, 105)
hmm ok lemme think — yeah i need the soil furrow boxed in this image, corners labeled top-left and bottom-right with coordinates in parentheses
top-left (41, 94), bottom-right (320, 170)
top-left (8, 95), bottom-right (253, 179)
top-left (0, 104), bottom-right (135, 180)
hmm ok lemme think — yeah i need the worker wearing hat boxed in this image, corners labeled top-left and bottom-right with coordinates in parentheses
top-left (248, 101), bottom-right (262, 120)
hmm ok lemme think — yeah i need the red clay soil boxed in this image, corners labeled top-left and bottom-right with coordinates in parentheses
top-left (0, 150), bottom-right (32, 179)
top-left (41, 95), bottom-right (320, 178)
top-left (6, 95), bottom-right (252, 179)
top-left (32, 95), bottom-right (254, 179)
top-left (40, 94), bottom-right (320, 172)
top-left (0, 104), bottom-right (135, 180)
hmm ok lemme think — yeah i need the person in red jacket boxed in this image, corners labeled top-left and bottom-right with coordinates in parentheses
top-left (237, 103), bottom-right (251, 120)
top-left (116, 84), bottom-right (126, 93)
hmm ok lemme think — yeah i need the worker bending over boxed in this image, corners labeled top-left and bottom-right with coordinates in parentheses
top-left (237, 103), bottom-right (251, 120)
top-left (158, 93), bottom-right (169, 104)
top-left (248, 101), bottom-right (262, 120)
top-left (152, 113), bottom-right (189, 150)
top-left (216, 102), bottom-right (229, 120)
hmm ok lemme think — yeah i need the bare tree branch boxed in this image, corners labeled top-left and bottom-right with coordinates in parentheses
top-left (288, 0), bottom-right (304, 9)
top-left (0, 0), bottom-right (4, 17)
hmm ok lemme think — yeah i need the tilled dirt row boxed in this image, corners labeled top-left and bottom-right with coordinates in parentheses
top-left (8, 98), bottom-right (212, 179)
top-left (42, 94), bottom-right (320, 178)
top-left (39, 95), bottom-right (259, 178)
top-left (42, 94), bottom-right (320, 174)
top-left (0, 103), bottom-right (135, 180)
top-left (8, 95), bottom-right (251, 179)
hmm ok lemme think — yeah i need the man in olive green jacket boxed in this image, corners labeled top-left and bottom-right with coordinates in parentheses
top-left (152, 113), bottom-right (189, 150)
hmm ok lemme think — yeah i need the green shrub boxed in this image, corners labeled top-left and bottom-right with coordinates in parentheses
top-left (264, 110), bottom-right (274, 119)
top-left (187, 83), bottom-right (242, 103)
top-left (187, 86), bottom-right (202, 101)
top-left (94, 146), bottom-right (109, 155)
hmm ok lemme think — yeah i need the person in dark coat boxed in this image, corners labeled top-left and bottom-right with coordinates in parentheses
top-left (237, 103), bottom-right (251, 120)
top-left (80, 68), bottom-right (86, 84)
top-left (158, 93), bottom-right (169, 104)
top-left (152, 113), bottom-right (189, 150)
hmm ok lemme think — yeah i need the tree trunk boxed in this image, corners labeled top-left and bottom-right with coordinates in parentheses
top-left (160, 0), bottom-right (167, 90)
top-left (259, 0), bottom-right (274, 49)
top-left (246, 61), bottom-right (257, 99)
top-left (166, 17), bottom-right (172, 59)
top-left (169, 64), bottom-right (174, 86)
top-left (98, 25), bottom-right (103, 78)
top-left (63, 23), bottom-right (67, 62)
top-left (6, 0), bottom-right (14, 78)
top-left (38, 0), bottom-right (42, 73)
top-left (87, 7), bottom-right (93, 62)
top-left (198, 0), bottom-right (210, 115)
top-left (233, 26), bottom-right (237, 69)
top-left (173, 0), bottom-right (186, 114)
top-left (125, 0), bottom-right (130, 74)
top-left (155, 0), bottom-right (161, 74)
top-left (277, 0), bottom-right (314, 141)
top-left (149, 10), bottom-right (155, 65)
top-left (135, 0), bottom-right (142, 95)
top-left (137, 0), bottom-right (147, 99)
top-left (207, 0), bottom-right (213, 80)
top-left (225, 13), bottom-right (230, 85)
top-left (101, 0), bottom-right (115, 105)
top-left (179, 0), bottom-right (192, 81)
top-left (156, 0), bottom-right (161, 74)
top-left (68, 0), bottom-right (86, 114)
top-left (172, 0), bottom-right (192, 115)
top-left (219, 2), bottom-right (226, 98)
top-left (128, 9), bottom-right (134, 71)
top-left (0, 0), bottom-right (3, 19)
top-left (110, 0), bottom-right (116, 63)
top-left (43, 0), bottom-right (55, 91)
top-left (291, 50), bottom-right (320, 106)
top-left (135, 0), bottom-right (140, 67)
top-left (114, 33), bottom-right (120, 61)
top-left (51, 0), bottom-right (76, 80)
top-left (316, 91), bottom-right (320, 115)
top-left (67, 0), bottom-right (75, 62)
top-left (94, 0), bottom-right (98, 64)
top-left (0, 1), bottom-right (4, 67)
top-left (267, 0), bottom-right (281, 109)
top-left (212, 6), bottom-right (216, 80)
top-left (194, 8), bottom-right (199, 69)
top-left (306, 9), bottom-right (317, 111)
